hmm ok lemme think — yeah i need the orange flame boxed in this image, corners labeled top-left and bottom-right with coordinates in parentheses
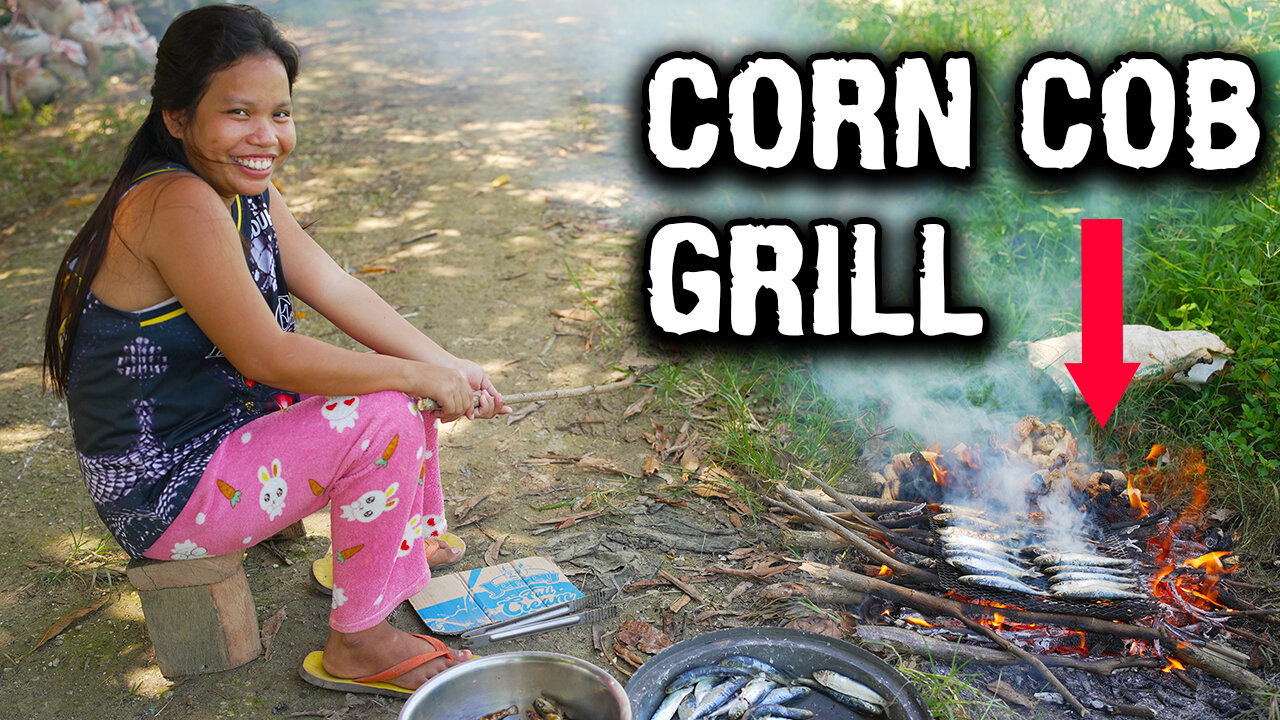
top-left (1161, 658), bottom-right (1186, 673)
top-left (905, 617), bottom-right (936, 628)
top-left (926, 455), bottom-right (948, 486)
top-left (989, 612), bottom-right (1005, 632)
top-left (1185, 551), bottom-right (1232, 574)
top-left (1124, 476), bottom-right (1150, 517)
top-left (877, 565), bottom-right (893, 576)
top-left (1144, 444), bottom-right (1166, 462)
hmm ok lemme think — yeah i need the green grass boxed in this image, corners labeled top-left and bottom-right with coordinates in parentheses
top-left (898, 659), bottom-right (1020, 720)
top-left (0, 93), bottom-right (149, 222)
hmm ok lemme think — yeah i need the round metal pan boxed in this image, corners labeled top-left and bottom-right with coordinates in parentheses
top-left (625, 627), bottom-right (932, 720)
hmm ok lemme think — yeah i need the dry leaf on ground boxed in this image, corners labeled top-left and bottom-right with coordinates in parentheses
top-left (484, 533), bottom-right (509, 566)
top-left (623, 388), bottom-right (654, 420)
top-left (551, 308), bottom-right (595, 322)
top-left (26, 597), bottom-right (109, 658)
top-left (613, 619), bottom-right (675, 654)
top-left (576, 455), bottom-right (638, 478)
top-left (261, 607), bottom-right (287, 661)
top-left (785, 615), bottom-right (842, 638)
top-left (454, 492), bottom-right (493, 521)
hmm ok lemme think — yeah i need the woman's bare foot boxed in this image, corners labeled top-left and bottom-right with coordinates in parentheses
top-left (427, 542), bottom-right (462, 567)
top-left (321, 622), bottom-right (471, 689)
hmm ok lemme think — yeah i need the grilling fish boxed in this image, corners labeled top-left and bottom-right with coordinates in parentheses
top-left (932, 513), bottom-right (1003, 530)
top-left (1043, 564), bottom-right (1135, 577)
top-left (1034, 552), bottom-right (1130, 568)
top-left (937, 526), bottom-right (1012, 542)
top-left (947, 554), bottom-right (1041, 580)
top-left (958, 574), bottom-right (1049, 596)
top-left (1049, 570), bottom-right (1138, 586)
top-left (1051, 580), bottom-right (1147, 600)
top-left (939, 533), bottom-right (1022, 558)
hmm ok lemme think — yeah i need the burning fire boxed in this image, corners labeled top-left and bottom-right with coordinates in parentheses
top-left (904, 617), bottom-right (936, 628)
top-left (877, 565), bottom-right (893, 576)
top-left (925, 455), bottom-right (948, 486)
top-left (1161, 657), bottom-right (1186, 673)
top-left (1124, 476), bottom-right (1151, 517)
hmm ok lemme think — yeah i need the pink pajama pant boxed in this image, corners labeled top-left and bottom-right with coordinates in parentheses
top-left (145, 390), bottom-right (446, 632)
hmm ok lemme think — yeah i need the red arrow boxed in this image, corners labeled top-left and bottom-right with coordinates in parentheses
top-left (1065, 219), bottom-right (1139, 427)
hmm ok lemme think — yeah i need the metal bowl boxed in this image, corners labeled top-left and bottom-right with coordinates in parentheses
top-left (398, 651), bottom-right (631, 720)
top-left (626, 628), bottom-right (932, 720)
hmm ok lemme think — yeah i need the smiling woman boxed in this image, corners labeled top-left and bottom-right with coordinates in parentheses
top-left (40, 3), bottom-right (509, 698)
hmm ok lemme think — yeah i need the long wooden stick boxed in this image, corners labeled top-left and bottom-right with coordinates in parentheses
top-left (801, 562), bottom-right (1275, 695)
top-left (776, 486), bottom-right (939, 586)
top-left (853, 624), bottom-right (1166, 676)
top-left (802, 563), bottom-right (1084, 716)
top-left (796, 468), bottom-right (936, 556)
top-left (416, 374), bottom-right (637, 411)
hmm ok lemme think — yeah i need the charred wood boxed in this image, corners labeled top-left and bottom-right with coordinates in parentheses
top-left (853, 625), bottom-right (1166, 675)
top-left (758, 581), bottom-right (868, 606)
top-left (796, 487), bottom-right (920, 513)
top-left (801, 562), bottom-right (1277, 696)
top-left (802, 563), bottom-right (1085, 715)
top-left (781, 529), bottom-right (847, 551)
top-left (776, 486), bottom-right (939, 585)
top-left (798, 468), bottom-right (937, 556)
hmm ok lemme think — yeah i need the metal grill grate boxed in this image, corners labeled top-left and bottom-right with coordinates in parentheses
top-left (932, 526), bottom-right (1163, 622)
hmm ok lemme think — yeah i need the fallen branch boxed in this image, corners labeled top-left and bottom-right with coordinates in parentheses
top-left (797, 487), bottom-right (920, 513)
top-left (795, 469), bottom-right (938, 557)
top-left (801, 562), bottom-right (1276, 695)
top-left (658, 570), bottom-right (708, 605)
top-left (803, 563), bottom-right (1083, 715)
top-left (780, 529), bottom-right (848, 551)
top-left (758, 581), bottom-right (868, 606)
top-left (776, 486), bottom-right (940, 586)
top-left (417, 374), bottom-right (638, 411)
top-left (853, 625), bottom-right (1165, 676)
top-left (705, 564), bottom-right (795, 582)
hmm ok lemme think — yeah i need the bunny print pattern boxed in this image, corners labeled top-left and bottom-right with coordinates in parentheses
top-left (145, 390), bottom-right (444, 632)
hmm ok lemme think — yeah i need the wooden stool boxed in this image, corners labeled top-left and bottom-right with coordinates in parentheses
top-left (271, 519), bottom-right (307, 540)
top-left (127, 553), bottom-right (261, 677)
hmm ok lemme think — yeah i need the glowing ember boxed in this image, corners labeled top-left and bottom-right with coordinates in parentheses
top-left (877, 565), bottom-right (893, 576)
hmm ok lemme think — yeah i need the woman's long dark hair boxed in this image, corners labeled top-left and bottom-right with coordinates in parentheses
top-left (42, 4), bottom-right (299, 395)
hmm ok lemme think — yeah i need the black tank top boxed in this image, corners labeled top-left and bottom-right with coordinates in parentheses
top-left (66, 164), bottom-right (298, 557)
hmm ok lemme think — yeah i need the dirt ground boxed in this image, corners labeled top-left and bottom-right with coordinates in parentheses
top-left (0, 1), bottom-right (819, 718)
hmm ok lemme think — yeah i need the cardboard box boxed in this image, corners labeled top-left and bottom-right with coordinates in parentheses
top-left (408, 556), bottom-right (583, 634)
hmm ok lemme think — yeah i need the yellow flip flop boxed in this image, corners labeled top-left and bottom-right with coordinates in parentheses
top-left (299, 634), bottom-right (473, 698)
top-left (311, 532), bottom-right (466, 595)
